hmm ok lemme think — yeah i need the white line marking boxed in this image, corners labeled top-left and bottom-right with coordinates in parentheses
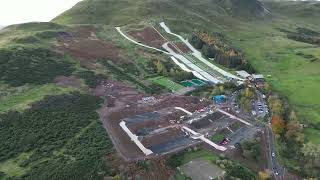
top-left (217, 109), bottom-right (252, 126)
top-left (159, 22), bottom-right (245, 81)
top-left (119, 121), bottom-right (153, 156)
top-left (182, 126), bottom-right (227, 151)
top-left (175, 107), bottom-right (193, 115)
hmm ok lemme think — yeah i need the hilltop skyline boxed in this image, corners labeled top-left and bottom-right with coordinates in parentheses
top-left (0, 0), bottom-right (82, 26)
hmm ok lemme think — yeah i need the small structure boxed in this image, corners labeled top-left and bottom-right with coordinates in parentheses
top-left (213, 95), bottom-right (226, 104)
top-left (252, 74), bottom-right (264, 80)
top-left (138, 96), bottom-right (158, 105)
top-left (236, 70), bottom-right (251, 79)
top-left (252, 74), bottom-right (265, 88)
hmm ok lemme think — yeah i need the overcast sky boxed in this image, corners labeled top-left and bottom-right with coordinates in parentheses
top-left (0, 0), bottom-right (83, 27)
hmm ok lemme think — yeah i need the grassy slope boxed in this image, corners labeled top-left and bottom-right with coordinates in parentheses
top-left (53, 0), bottom-right (320, 139)
top-left (0, 84), bottom-right (75, 113)
top-left (227, 22), bottom-right (320, 126)
top-left (148, 76), bottom-right (184, 92)
top-left (0, 22), bottom-right (78, 114)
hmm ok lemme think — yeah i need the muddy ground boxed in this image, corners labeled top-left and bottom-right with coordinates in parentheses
top-left (104, 151), bottom-right (175, 180)
top-left (54, 76), bottom-right (84, 89)
top-left (94, 80), bottom-right (209, 161)
top-left (54, 26), bottom-right (125, 69)
top-left (127, 27), bottom-right (166, 49)
top-left (168, 42), bottom-right (191, 54)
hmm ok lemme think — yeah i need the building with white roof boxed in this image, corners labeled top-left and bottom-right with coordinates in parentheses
top-left (252, 74), bottom-right (264, 80)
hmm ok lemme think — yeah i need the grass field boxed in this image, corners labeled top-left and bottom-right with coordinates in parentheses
top-left (0, 84), bottom-right (75, 112)
top-left (0, 152), bottom-right (31, 178)
top-left (148, 76), bottom-right (184, 92)
top-left (223, 22), bottom-right (320, 143)
top-left (211, 134), bottom-right (225, 143)
top-left (304, 128), bottom-right (320, 144)
top-left (181, 149), bottom-right (220, 165)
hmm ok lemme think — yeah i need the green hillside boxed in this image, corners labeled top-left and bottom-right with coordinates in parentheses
top-left (1, 0), bottom-right (320, 179)
top-left (54, 0), bottom-right (320, 128)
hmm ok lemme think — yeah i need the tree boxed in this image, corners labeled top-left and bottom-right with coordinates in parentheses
top-left (289, 110), bottom-right (297, 121)
top-left (155, 60), bottom-right (167, 75)
top-left (244, 87), bottom-right (255, 99)
top-left (240, 139), bottom-right (261, 161)
top-left (202, 44), bottom-right (216, 58)
top-left (302, 142), bottom-right (320, 177)
top-left (302, 143), bottom-right (320, 162)
top-left (258, 170), bottom-right (271, 180)
top-left (263, 83), bottom-right (272, 95)
top-left (268, 96), bottom-right (284, 116)
top-left (271, 115), bottom-right (285, 134)
top-left (190, 34), bottom-right (203, 49)
top-left (285, 120), bottom-right (304, 144)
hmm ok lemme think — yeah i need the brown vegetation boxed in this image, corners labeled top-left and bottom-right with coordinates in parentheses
top-left (127, 27), bottom-right (166, 49)
top-left (54, 26), bottom-right (124, 69)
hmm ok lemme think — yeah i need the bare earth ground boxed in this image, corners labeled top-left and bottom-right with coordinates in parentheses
top-left (94, 80), bottom-right (210, 161)
top-left (54, 76), bottom-right (84, 89)
top-left (168, 42), bottom-right (191, 54)
top-left (54, 26), bottom-right (125, 69)
top-left (104, 151), bottom-right (174, 180)
top-left (127, 27), bottom-right (166, 49)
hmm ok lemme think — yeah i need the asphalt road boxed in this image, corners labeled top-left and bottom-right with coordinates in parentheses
top-left (254, 90), bottom-right (268, 118)
top-left (266, 126), bottom-right (285, 180)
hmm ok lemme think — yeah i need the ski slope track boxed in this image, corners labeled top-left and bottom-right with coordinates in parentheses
top-left (159, 22), bottom-right (245, 81)
top-left (162, 42), bottom-right (220, 83)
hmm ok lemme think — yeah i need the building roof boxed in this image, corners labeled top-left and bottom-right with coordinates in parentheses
top-left (252, 74), bottom-right (264, 79)
top-left (236, 70), bottom-right (251, 78)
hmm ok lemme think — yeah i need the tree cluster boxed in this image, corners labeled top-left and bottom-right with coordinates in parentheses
top-left (0, 46), bottom-right (74, 87)
top-left (240, 138), bottom-right (261, 161)
top-left (189, 33), bottom-right (243, 68)
top-left (267, 95), bottom-right (320, 178)
top-left (237, 87), bottom-right (256, 112)
top-left (102, 61), bottom-right (167, 94)
top-left (153, 60), bottom-right (194, 82)
top-left (215, 159), bottom-right (257, 180)
top-left (0, 93), bottom-right (114, 179)
top-left (76, 70), bottom-right (108, 88)
top-left (287, 34), bottom-right (320, 45)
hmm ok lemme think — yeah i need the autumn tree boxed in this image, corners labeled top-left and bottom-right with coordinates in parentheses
top-left (271, 115), bottom-right (285, 134)
top-left (263, 82), bottom-right (272, 95)
top-left (258, 170), bottom-right (271, 180)
top-left (289, 110), bottom-right (298, 121)
top-left (155, 60), bottom-right (167, 76)
top-left (302, 142), bottom-right (320, 176)
top-left (268, 96), bottom-right (284, 116)
top-left (285, 119), bottom-right (304, 144)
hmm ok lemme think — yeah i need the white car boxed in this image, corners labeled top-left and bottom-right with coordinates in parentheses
top-left (272, 152), bottom-right (275, 157)
top-left (275, 172), bottom-right (279, 176)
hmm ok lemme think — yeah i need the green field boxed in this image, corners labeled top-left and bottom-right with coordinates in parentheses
top-left (180, 149), bottom-right (220, 165)
top-left (211, 134), bottom-right (225, 143)
top-left (149, 76), bottom-right (184, 92)
top-left (53, 0), bottom-right (320, 131)
top-left (0, 84), bottom-right (75, 112)
top-left (304, 128), bottom-right (320, 144)
top-left (228, 27), bottom-right (320, 126)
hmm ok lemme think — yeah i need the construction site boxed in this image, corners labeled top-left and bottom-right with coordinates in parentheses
top-left (90, 22), bottom-right (265, 162)
top-left (94, 77), bottom-right (260, 161)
